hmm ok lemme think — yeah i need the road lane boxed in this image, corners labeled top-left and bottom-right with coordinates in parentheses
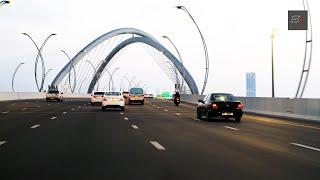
top-left (0, 98), bottom-right (319, 179)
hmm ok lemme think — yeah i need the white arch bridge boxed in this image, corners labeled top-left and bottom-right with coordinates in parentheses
top-left (51, 28), bottom-right (200, 94)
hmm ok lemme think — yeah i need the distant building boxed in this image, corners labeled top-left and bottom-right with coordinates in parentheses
top-left (246, 73), bottom-right (256, 97)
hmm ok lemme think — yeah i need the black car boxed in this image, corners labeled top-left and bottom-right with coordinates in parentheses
top-left (197, 93), bottom-right (243, 122)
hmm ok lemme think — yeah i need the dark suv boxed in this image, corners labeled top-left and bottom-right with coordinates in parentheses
top-left (197, 93), bottom-right (243, 122)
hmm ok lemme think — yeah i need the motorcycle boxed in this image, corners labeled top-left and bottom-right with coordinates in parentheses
top-left (174, 97), bottom-right (180, 106)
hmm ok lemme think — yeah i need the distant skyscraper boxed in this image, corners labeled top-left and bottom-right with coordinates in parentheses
top-left (246, 73), bottom-right (256, 97)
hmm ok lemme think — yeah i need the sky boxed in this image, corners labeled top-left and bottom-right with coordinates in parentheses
top-left (0, 0), bottom-right (319, 98)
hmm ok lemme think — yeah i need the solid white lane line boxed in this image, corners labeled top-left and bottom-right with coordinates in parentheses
top-left (124, 117), bottom-right (129, 120)
top-left (120, 112), bottom-right (124, 115)
top-left (244, 115), bottom-right (320, 130)
top-left (131, 125), bottom-right (139, 129)
top-left (50, 117), bottom-right (57, 120)
top-left (176, 113), bottom-right (181, 116)
top-left (30, 125), bottom-right (40, 129)
top-left (291, 143), bottom-right (320, 152)
top-left (224, 126), bottom-right (239, 131)
top-left (2, 111), bottom-right (9, 114)
top-left (0, 141), bottom-right (7, 146)
top-left (193, 118), bottom-right (200, 121)
top-left (150, 141), bottom-right (166, 150)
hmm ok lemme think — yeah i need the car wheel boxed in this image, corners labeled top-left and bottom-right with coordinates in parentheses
top-left (197, 109), bottom-right (202, 120)
top-left (235, 117), bottom-right (241, 122)
top-left (102, 106), bottom-right (106, 111)
top-left (206, 111), bottom-right (211, 121)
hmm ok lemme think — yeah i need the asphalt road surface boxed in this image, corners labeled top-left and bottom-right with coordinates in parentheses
top-left (0, 98), bottom-right (319, 179)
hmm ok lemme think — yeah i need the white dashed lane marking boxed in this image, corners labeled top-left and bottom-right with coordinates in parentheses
top-left (120, 112), bottom-right (124, 115)
top-left (2, 111), bottom-right (9, 114)
top-left (164, 109), bottom-right (169, 112)
top-left (192, 118), bottom-right (200, 121)
top-left (22, 108), bottom-right (27, 111)
top-left (50, 117), bottom-right (57, 120)
top-left (131, 125), bottom-right (139, 129)
top-left (175, 113), bottom-right (181, 116)
top-left (124, 117), bottom-right (129, 121)
top-left (0, 141), bottom-right (7, 146)
top-left (30, 125), bottom-right (40, 129)
top-left (224, 126), bottom-right (239, 131)
top-left (71, 109), bottom-right (75, 111)
top-left (62, 112), bottom-right (67, 114)
top-left (150, 141), bottom-right (166, 151)
top-left (291, 143), bottom-right (320, 152)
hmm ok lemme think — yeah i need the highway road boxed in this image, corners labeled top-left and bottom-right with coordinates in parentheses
top-left (0, 98), bottom-right (319, 179)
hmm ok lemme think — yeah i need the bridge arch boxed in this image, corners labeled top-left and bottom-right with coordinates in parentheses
top-left (51, 28), bottom-right (160, 86)
top-left (87, 36), bottom-right (199, 94)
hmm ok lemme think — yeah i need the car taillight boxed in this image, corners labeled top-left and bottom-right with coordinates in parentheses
top-left (211, 103), bottom-right (218, 110)
top-left (237, 103), bottom-right (244, 110)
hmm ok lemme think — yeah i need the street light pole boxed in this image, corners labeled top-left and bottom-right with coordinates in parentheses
top-left (85, 60), bottom-right (99, 91)
top-left (271, 29), bottom-right (276, 98)
top-left (162, 35), bottom-right (185, 93)
top-left (109, 68), bottom-right (120, 91)
top-left (12, 62), bottom-right (25, 93)
top-left (21, 33), bottom-right (56, 92)
top-left (176, 5), bottom-right (209, 95)
top-left (61, 50), bottom-right (76, 93)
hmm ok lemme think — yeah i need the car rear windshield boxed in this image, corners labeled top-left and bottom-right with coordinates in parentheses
top-left (211, 94), bottom-right (238, 102)
top-left (130, 88), bottom-right (143, 94)
top-left (48, 90), bottom-right (59, 94)
top-left (105, 92), bottom-right (121, 96)
top-left (94, 92), bottom-right (105, 95)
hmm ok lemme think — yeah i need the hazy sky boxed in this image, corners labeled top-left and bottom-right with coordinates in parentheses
top-left (0, 0), bottom-right (319, 98)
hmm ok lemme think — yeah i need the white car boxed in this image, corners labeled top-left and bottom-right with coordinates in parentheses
top-left (102, 92), bottom-right (125, 111)
top-left (46, 90), bottom-right (63, 102)
top-left (91, 91), bottom-right (105, 104)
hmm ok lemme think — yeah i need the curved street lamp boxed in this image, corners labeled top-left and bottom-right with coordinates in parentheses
top-left (21, 33), bottom-right (56, 92)
top-left (162, 35), bottom-right (185, 92)
top-left (12, 62), bottom-right (25, 93)
top-left (109, 68), bottom-right (120, 91)
top-left (61, 50), bottom-right (76, 93)
top-left (175, 5), bottom-right (209, 95)
top-left (85, 60), bottom-right (99, 91)
top-left (295, 0), bottom-right (313, 98)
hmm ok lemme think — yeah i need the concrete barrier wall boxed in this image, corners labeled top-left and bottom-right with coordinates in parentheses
top-left (0, 92), bottom-right (90, 101)
top-left (180, 94), bottom-right (320, 120)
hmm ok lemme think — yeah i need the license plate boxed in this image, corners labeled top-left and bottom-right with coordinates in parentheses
top-left (222, 112), bottom-right (233, 116)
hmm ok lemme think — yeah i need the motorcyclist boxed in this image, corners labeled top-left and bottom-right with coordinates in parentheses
top-left (174, 91), bottom-right (180, 105)
top-left (174, 92), bottom-right (180, 99)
